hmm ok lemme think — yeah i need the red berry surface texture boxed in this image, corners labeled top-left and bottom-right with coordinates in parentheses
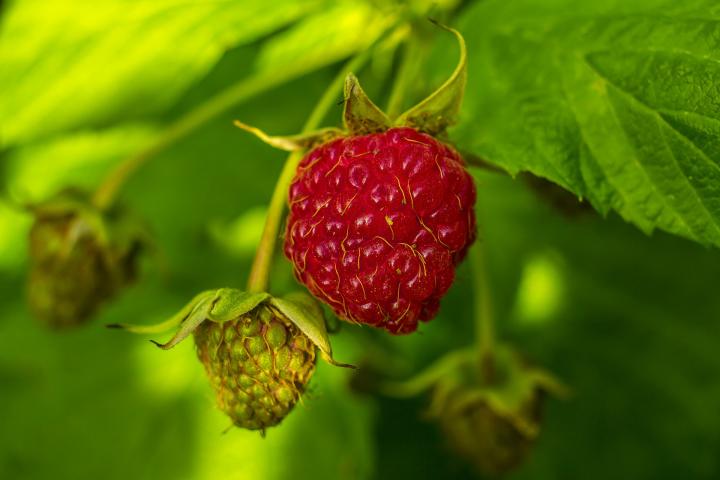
top-left (284, 127), bottom-right (476, 334)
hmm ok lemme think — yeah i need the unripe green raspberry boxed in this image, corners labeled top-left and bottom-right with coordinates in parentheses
top-left (194, 304), bottom-right (317, 430)
top-left (437, 382), bottom-right (543, 475)
top-left (381, 346), bottom-right (567, 475)
top-left (26, 189), bottom-right (142, 328)
top-left (113, 289), bottom-right (350, 432)
top-left (427, 347), bottom-right (567, 476)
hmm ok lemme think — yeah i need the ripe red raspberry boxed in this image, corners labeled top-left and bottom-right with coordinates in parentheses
top-left (284, 127), bottom-right (476, 334)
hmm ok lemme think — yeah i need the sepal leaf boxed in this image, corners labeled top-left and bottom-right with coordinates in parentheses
top-left (110, 289), bottom-right (270, 349)
top-left (112, 289), bottom-right (351, 367)
top-left (234, 121), bottom-right (342, 151)
top-left (394, 24), bottom-right (467, 136)
top-left (270, 293), bottom-right (354, 368)
top-left (342, 73), bottom-right (392, 135)
top-left (205, 289), bottom-right (271, 323)
top-left (151, 292), bottom-right (218, 350)
top-left (106, 290), bottom-right (214, 334)
top-left (381, 349), bottom-right (473, 397)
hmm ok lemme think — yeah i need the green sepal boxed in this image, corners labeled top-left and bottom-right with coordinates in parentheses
top-left (154, 289), bottom-right (271, 349)
top-left (150, 292), bottom-right (217, 350)
top-left (29, 187), bottom-right (151, 265)
top-left (235, 24), bottom-right (467, 159)
top-left (428, 345), bottom-right (569, 424)
top-left (234, 120), bottom-right (342, 151)
top-left (28, 189), bottom-right (110, 249)
top-left (381, 349), bottom-right (473, 397)
top-left (411, 344), bottom-right (566, 475)
top-left (111, 289), bottom-right (354, 366)
top-left (109, 290), bottom-right (216, 347)
top-left (342, 73), bottom-right (392, 135)
top-left (106, 206), bottom-right (154, 259)
top-left (110, 289), bottom-right (271, 349)
top-left (394, 23), bottom-right (467, 136)
top-left (25, 188), bottom-right (90, 217)
top-left (106, 290), bottom-right (212, 334)
top-left (204, 289), bottom-right (271, 322)
top-left (270, 292), bottom-right (354, 368)
top-left (383, 343), bottom-right (569, 407)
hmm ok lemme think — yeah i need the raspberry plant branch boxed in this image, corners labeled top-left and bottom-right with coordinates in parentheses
top-left (89, 51), bottom-right (390, 211)
top-left (91, 71), bottom-right (277, 210)
top-left (245, 51), bottom-right (375, 294)
top-left (470, 239), bottom-right (496, 383)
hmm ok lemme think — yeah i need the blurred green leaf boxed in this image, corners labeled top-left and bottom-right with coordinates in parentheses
top-left (255, 1), bottom-right (395, 79)
top-left (6, 125), bottom-right (157, 199)
top-left (453, 0), bottom-right (720, 247)
top-left (0, 0), bottom-right (317, 144)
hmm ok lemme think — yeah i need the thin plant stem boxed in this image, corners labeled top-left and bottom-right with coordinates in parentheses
top-left (91, 69), bottom-right (303, 210)
top-left (245, 51), bottom-right (374, 293)
top-left (470, 240), bottom-right (496, 384)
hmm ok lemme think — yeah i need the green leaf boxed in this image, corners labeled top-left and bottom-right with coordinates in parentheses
top-left (270, 294), bottom-right (354, 368)
top-left (453, 0), bottom-right (720, 247)
top-left (4, 125), bottom-right (157, 201)
top-left (254, 1), bottom-right (395, 80)
top-left (0, 0), bottom-right (317, 145)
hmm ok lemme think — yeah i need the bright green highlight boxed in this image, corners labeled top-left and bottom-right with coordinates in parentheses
top-left (514, 253), bottom-right (565, 325)
top-left (209, 207), bottom-right (267, 258)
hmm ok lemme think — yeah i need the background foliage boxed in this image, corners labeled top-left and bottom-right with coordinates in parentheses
top-left (2, 0), bottom-right (720, 479)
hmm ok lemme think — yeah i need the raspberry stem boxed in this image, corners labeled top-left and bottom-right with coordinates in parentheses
top-left (246, 52), bottom-right (374, 293)
top-left (91, 64), bottom-right (353, 211)
top-left (470, 241), bottom-right (496, 384)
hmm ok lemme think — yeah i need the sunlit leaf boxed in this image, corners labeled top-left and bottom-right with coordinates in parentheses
top-left (254, 1), bottom-right (395, 80)
top-left (0, 0), bottom-right (318, 144)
